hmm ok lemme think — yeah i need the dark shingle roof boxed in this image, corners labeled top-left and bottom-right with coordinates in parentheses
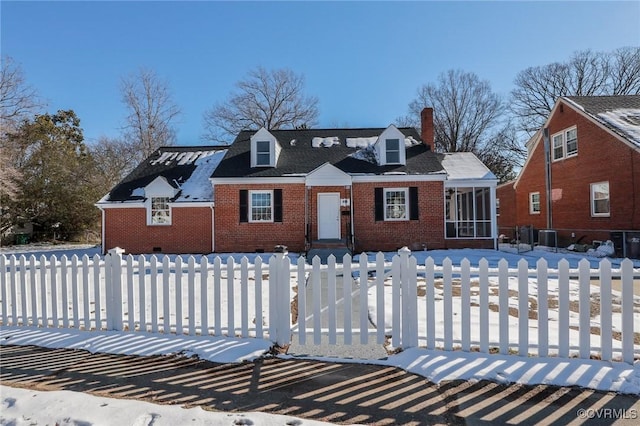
top-left (103, 146), bottom-right (227, 202)
top-left (565, 95), bottom-right (640, 114)
top-left (564, 95), bottom-right (640, 148)
top-left (212, 127), bottom-right (444, 178)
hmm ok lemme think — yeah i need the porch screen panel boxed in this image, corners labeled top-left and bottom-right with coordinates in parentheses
top-left (445, 186), bottom-right (492, 239)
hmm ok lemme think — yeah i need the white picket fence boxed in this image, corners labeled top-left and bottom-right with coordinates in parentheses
top-left (0, 248), bottom-right (638, 363)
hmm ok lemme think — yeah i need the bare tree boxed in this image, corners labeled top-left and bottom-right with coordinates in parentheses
top-left (511, 47), bottom-right (640, 134)
top-left (401, 70), bottom-right (503, 152)
top-left (610, 46), bottom-right (640, 95)
top-left (88, 136), bottom-right (139, 195)
top-left (121, 68), bottom-right (181, 161)
top-left (203, 67), bottom-right (319, 143)
top-left (0, 56), bottom-right (43, 202)
top-left (399, 70), bottom-right (519, 182)
top-left (0, 56), bottom-right (42, 132)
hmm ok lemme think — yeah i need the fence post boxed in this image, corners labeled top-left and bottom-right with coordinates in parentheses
top-left (398, 247), bottom-right (417, 349)
top-left (106, 247), bottom-right (124, 331)
top-left (270, 245), bottom-right (290, 348)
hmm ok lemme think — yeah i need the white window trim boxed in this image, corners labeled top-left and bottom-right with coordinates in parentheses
top-left (384, 187), bottom-right (409, 221)
top-left (149, 197), bottom-right (172, 226)
top-left (551, 126), bottom-right (578, 161)
top-left (254, 140), bottom-right (272, 167)
top-left (590, 181), bottom-right (610, 217)
top-left (529, 192), bottom-right (541, 215)
top-left (384, 138), bottom-right (402, 165)
top-left (249, 190), bottom-right (274, 222)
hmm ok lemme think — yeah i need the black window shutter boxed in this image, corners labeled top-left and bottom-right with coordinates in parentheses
top-left (374, 187), bottom-right (384, 221)
top-left (409, 186), bottom-right (419, 220)
top-left (239, 190), bottom-right (248, 223)
top-left (274, 189), bottom-right (283, 222)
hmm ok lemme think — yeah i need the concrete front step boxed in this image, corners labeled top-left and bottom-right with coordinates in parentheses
top-left (306, 247), bottom-right (351, 264)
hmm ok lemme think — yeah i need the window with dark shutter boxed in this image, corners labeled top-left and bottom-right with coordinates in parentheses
top-left (374, 187), bottom-right (384, 221)
top-left (274, 189), bottom-right (283, 222)
top-left (409, 186), bottom-right (419, 220)
top-left (239, 190), bottom-right (248, 222)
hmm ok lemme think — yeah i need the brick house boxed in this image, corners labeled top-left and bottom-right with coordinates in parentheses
top-left (98, 108), bottom-right (498, 254)
top-left (96, 148), bottom-right (227, 254)
top-left (497, 95), bottom-right (640, 256)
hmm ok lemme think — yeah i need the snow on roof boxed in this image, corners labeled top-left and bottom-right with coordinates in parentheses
top-left (311, 136), bottom-right (340, 148)
top-left (150, 150), bottom-right (221, 166)
top-left (175, 150), bottom-right (227, 202)
top-left (597, 108), bottom-right (640, 148)
top-left (441, 152), bottom-right (496, 181)
top-left (346, 136), bottom-right (378, 148)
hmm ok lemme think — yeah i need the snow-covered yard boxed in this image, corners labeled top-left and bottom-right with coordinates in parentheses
top-left (2, 243), bottom-right (640, 425)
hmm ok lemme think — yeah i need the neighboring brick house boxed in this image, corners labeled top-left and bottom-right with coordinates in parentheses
top-left (497, 95), bottom-right (640, 256)
top-left (98, 109), bottom-right (498, 254)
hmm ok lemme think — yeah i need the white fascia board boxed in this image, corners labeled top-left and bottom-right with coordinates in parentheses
top-left (444, 179), bottom-right (498, 188)
top-left (95, 202), bottom-right (145, 209)
top-left (210, 176), bottom-right (306, 185)
top-left (351, 174), bottom-right (446, 183)
top-left (170, 201), bottom-right (214, 208)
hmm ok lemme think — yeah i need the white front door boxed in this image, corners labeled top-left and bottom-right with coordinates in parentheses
top-left (317, 193), bottom-right (341, 239)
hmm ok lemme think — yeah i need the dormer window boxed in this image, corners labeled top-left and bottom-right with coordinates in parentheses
top-left (375, 126), bottom-right (407, 166)
top-left (250, 127), bottom-right (280, 168)
top-left (143, 176), bottom-right (177, 226)
top-left (385, 139), bottom-right (401, 164)
top-left (255, 141), bottom-right (271, 166)
top-left (151, 197), bottom-right (171, 224)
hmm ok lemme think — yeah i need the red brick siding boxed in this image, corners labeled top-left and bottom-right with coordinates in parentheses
top-left (351, 181), bottom-right (446, 252)
top-left (496, 181), bottom-right (518, 239)
top-left (214, 184), bottom-right (306, 253)
top-left (104, 207), bottom-right (212, 254)
top-left (514, 100), bottom-right (640, 246)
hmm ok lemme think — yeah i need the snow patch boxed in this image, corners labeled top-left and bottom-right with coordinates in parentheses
top-left (598, 108), bottom-right (640, 147)
top-left (350, 144), bottom-right (379, 164)
top-left (311, 136), bottom-right (340, 148)
top-left (346, 136), bottom-right (378, 148)
top-left (175, 150), bottom-right (227, 202)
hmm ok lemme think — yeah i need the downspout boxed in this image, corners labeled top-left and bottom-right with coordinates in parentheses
top-left (99, 206), bottom-right (106, 255)
top-left (543, 128), bottom-right (553, 229)
top-left (349, 181), bottom-right (355, 251)
top-left (490, 186), bottom-right (498, 250)
top-left (304, 185), bottom-right (309, 251)
top-left (210, 204), bottom-right (215, 253)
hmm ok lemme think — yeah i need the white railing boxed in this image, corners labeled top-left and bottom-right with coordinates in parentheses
top-left (1, 248), bottom-right (638, 363)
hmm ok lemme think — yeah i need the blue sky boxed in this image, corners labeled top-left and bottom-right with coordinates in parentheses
top-left (2, 1), bottom-right (639, 146)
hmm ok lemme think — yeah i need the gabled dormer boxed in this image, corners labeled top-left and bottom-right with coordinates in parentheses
top-left (250, 127), bottom-right (281, 168)
top-left (375, 125), bottom-right (408, 166)
top-left (144, 176), bottom-right (178, 225)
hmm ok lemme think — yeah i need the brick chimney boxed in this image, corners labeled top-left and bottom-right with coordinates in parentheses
top-left (420, 107), bottom-right (434, 151)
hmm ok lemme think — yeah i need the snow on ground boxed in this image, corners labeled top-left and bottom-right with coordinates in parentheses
top-left (1, 382), bottom-right (335, 426)
top-left (2, 243), bottom-right (640, 424)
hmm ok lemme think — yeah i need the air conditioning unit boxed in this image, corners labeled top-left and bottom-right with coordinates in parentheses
top-left (538, 229), bottom-right (557, 247)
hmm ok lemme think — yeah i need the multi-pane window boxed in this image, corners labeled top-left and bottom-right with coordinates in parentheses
top-left (445, 187), bottom-right (492, 238)
top-left (552, 134), bottom-right (564, 160)
top-left (385, 139), bottom-right (400, 164)
top-left (591, 182), bottom-right (610, 217)
top-left (250, 190), bottom-right (273, 222)
top-left (529, 192), bottom-right (541, 214)
top-left (384, 188), bottom-right (408, 220)
top-left (566, 128), bottom-right (577, 156)
top-left (151, 197), bottom-right (170, 224)
top-left (551, 127), bottom-right (578, 160)
top-left (255, 141), bottom-right (271, 166)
